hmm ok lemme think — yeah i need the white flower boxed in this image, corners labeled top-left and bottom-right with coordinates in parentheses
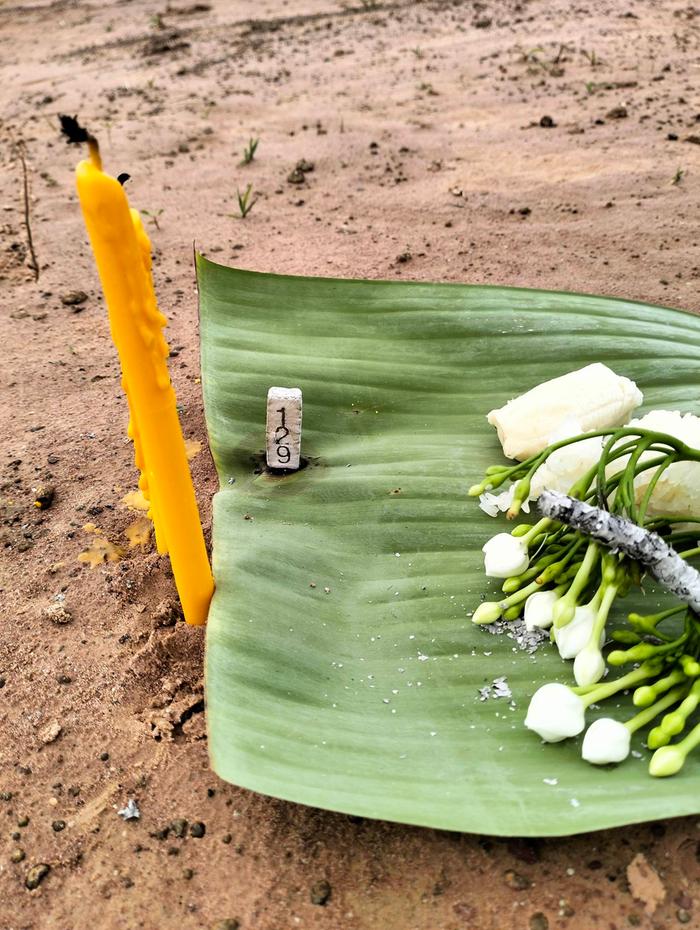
top-left (627, 410), bottom-right (700, 518)
top-left (479, 483), bottom-right (531, 518)
top-left (530, 434), bottom-right (606, 498)
top-left (573, 644), bottom-right (606, 687)
top-left (581, 718), bottom-right (631, 764)
top-left (554, 605), bottom-right (605, 659)
top-left (554, 605), bottom-right (594, 659)
top-left (524, 683), bottom-right (586, 742)
top-left (472, 601), bottom-right (502, 625)
top-left (482, 533), bottom-right (529, 578)
top-left (524, 590), bottom-right (559, 631)
top-left (486, 363), bottom-right (642, 462)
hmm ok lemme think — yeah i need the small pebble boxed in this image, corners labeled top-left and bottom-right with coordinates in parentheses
top-left (190, 821), bottom-right (206, 838)
top-left (221, 833), bottom-right (232, 844)
top-left (171, 818), bottom-right (188, 838)
top-left (11, 848), bottom-right (26, 863)
top-left (43, 603), bottom-right (72, 625)
top-left (183, 867), bottom-right (194, 880)
top-left (530, 914), bottom-right (549, 930)
top-left (99, 751), bottom-right (109, 762)
top-left (211, 921), bottom-right (240, 930)
top-left (504, 869), bottom-right (532, 890)
top-left (677, 910), bottom-right (692, 924)
top-left (52, 820), bottom-right (66, 832)
top-left (25, 863), bottom-right (50, 890)
top-left (17, 816), bottom-right (29, 828)
top-left (39, 721), bottom-right (62, 745)
top-left (310, 879), bottom-right (332, 905)
top-left (60, 290), bottom-right (88, 306)
top-left (33, 485), bottom-right (55, 510)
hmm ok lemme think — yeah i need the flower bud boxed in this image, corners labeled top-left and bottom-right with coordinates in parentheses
top-left (524, 683), bottom-right (586, 743)
top-left (554, 604), bottom-right (598, 660)
top-left (649, 745), bottom-right (686, 777)
top-left (472, 601), bottom-right (503, 625)
top-left (574, 644), bottom-right (606, 687)
top-left (524, 590), bottom-right (559, 631)
top-left (581, 718), bottom-right (631, 765)
top-left (482, 533), bottom-right (529, 579)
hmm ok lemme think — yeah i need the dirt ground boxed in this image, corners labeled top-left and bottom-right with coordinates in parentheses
top-left (1, 0), bottom-right (699, 927)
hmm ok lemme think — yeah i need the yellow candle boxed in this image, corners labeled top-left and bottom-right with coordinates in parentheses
top-left (76, 141), bottom-right (214, 626)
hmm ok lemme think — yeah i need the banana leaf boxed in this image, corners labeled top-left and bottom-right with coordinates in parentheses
top-left (197, 253), bottom-right (700, 837)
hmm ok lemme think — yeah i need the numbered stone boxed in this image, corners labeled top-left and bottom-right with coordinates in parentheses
top-left (266, 387), bottom-right (302, 470)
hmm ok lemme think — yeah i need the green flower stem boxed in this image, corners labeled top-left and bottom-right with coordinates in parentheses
top-left (649, 719), bottom-right (700, 777)
top-left (659, 679), bottom-right (700, 735)
top-left (502, 548), bottom-right (566, 593)
top-left (553, 541), bottom-right (599, 628)
top-left (581, 662), bottom-right (662, 709)
top-left (633, 667), bottom-right (687, 707)
top-left (679, 547), bottom-right (700, 560)
top-left (585, 580), bottom-right (618, 651)
top-left (638, 454), bottom-right (677, 523)
top-left (627, 604), bottom-right (687, 638)
top-left (624, 684), bottom-right (689, 734)
top-left (521, 518), bottom-right (551, 546)
top-left (648, 678), bottom-right (700, 748)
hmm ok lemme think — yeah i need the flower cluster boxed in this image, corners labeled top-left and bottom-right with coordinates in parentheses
top-left (470, 417), bottom-right (700, 777)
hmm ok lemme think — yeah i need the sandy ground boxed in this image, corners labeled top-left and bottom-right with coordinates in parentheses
top-left (1, 0), bottom-right (700, 928)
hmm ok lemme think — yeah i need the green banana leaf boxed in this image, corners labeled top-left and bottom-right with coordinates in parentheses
top-left (197, 254), bottom-right (700, 837)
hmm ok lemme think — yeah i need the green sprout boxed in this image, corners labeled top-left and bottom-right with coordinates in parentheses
top-left (235, 184), bottom-right (257, 219)
top-left (672, 167), bottom-right (685, 186)
top-left (141, 208), bottom-right (164, 230)
top-left (241, 137), bottom-right (260, 165)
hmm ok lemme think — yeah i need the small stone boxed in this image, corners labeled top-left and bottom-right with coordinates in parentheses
top-left (221, 833), bottom-right (232, 844)
top-left (171, 818), bottom-right (188, 838)
top-left (18, 815), bottom-right (29, 827)
top-left (11, 848), bottom-right (26, 863)
top-left (33, 485), bottom-right (55, 510)
top-left (473, 16), bottom-right (492, 27)
top-left (43, 603), bottom-right (73, 625)
top-left (606, 105), bottom-right (628, 119)
top-left (310, 879), bottom-right (332, 906)
top-left (183, 867), bottom-right (194, 880)
top-left (396, 251), bottom-right (412, 264)
top-left (504, 869), bottom-right (532, 890)
top-left (0, 791), bottom-right (12, 801)
top-left (39, 721), bottom-right (62, 744)
top-left (52, 820), bottom-right (66, 832)
top-left (60, 290), bottom-right (88, 306)
top-left (211, 921), bottom-right (240, 930)
top-left (530, 914), bottom-right (549, 930)
top-left (677, 909), bottom-right (692, 924)
top-left (99, 751), bottom-right (110, 762)
top-left (190, 821), bottom-right (206, 838)
top-left (56, 674), bottom-right (72, 685)
top-left (686, 135), bottom-right (700, 145)
top-left (539, 115), bottom-right (556, 128)
top-left (151, 599), bottom-right (181, 627)
top-left (0, 676), bottom-right (5, 688)
top-left (25, 863), bottom-right (50, 890)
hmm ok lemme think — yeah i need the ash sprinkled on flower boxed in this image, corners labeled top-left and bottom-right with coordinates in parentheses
top-left (482, 619), bottom-right (549, 654)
